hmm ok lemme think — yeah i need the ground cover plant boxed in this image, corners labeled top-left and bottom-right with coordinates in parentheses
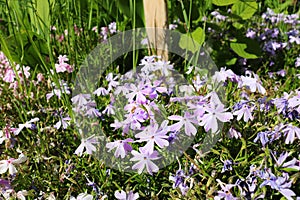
top-left (0, 0), bottom-right (300, 199)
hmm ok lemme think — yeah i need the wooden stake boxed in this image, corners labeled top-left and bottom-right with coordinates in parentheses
top-left (143, 0), bottom-right (169, 61)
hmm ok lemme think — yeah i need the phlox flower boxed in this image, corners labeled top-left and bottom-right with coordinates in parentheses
top-left (135, 121), bottom-right (169, 153)
top-left (254, 131), bottom-right (270, 147)
top-left (295, 56), bottom-right (300, 67)
top-left (169, 169), bottom-right (189, 195)
top-left (108, 22), bottom-right (117, 34)
top-left (168, 112), bottom-right (198, 136)
top-left (70, 193), bottom-right (93, 200)
top-left (287, 92), bottom-right (300, 111)
top-left (275, 173), bottom-right (296, 200)
top-left (46, 80), bottom-right (71, 100)
top-left (227, 127), bottom-right (241, 139)
top-left (54, 115), bottom-right (71, 130)
top-left (71, 93), bottom-right (91, 108)
top-left (282, 124), bottom-right (300, 144)
top-left (221, 160), bottom-right (233, 173)
top-left (3, 68), bottom-right (15, 83)
top-left (114, 190), bottom-right (139, 200)
top-left (14, 118), bottom-right (39, 135)
top-left (241, 72), bottom-right (266, 94)
top-left (130, 147), bottom-right (160, 175)
top-left (214, 179), bottom-right (238, 200)
top-left (126, 82), bottom-right (149, 104)
top-left (0, 153), bottom-right (27, 175)
top-left (271, 151), bottom-right (300, 171)
top-left (93, 87), bottom-right (109, 96)
top-left (74, 134), bottom-right (99, 156)
top-left (199, 103), bottom-right (233, 133)
top-left (212, 67), bottom-right (236, 83)
top-left (233, 102), bottom-right (254, 122)
top-left (106, 138), bottom-right (133, 158)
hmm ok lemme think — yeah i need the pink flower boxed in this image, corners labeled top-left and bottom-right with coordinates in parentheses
top-left (3, 68), bottom-right (15, 83)
top-left (130, 147), bottom-right (160, 175)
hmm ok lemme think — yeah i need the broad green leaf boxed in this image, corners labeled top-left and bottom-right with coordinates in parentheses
top-left (230, 38), bottom-right (261, 59)
top-left (179, 27), bottom-right (205, 53)
top-left (36, 0), bottom-right (50, 36)
top-left (212, 0), bottom-right (238, 6)
top-left (232, 1), bottom-right (258, 20)
top-left (226, 58), bottom-right (237, 65)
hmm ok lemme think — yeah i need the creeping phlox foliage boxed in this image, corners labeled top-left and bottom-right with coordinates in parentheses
top-left (0, 6), bottom-right (300, 199)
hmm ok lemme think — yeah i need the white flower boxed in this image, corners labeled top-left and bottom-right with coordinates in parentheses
top-left (70, 193), bottom-right (93, 200)
top-left (75, 134), bottom-right (99, 156)
top-left (14, 118), bottom-right (39, 135)
top-left (241, 72), bottom-right (266, 94)
top-left (0, 153), bottom-right (27, 175)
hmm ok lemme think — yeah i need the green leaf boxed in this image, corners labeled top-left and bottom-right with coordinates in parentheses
top-left (226, 58), bottom-right (237, 65)
top-left (212, 0), bottom-right (238, 6)
top-left (232, 1), bottom-right (258, 20)
top-left (230, 38), bottom-right (261, 59)
top-left (179, 27), bottom-right (205, 53)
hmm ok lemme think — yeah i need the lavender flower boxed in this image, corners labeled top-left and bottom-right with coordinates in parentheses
top-left (106, 138), bottom-right (133, 158)
top-left (199, 102), bottom-right (233, 133)
top-left (130, 147), bottom-right (160, 175)
top-left (168, 112), bottom-right (198, 136)
top-left (282, 124), bottom-right (300, 144)
top-left (214, 179), bottom-right (238, 200)
top-left (135, 122), bottom-right (169, 153)
top-left (233, 102), bottom-right (254, 122)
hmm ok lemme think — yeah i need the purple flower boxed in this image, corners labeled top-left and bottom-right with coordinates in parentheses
top-left (126, 82), bottom-right (149, 104)
top-left (241, 72), bottom-right (266, 94)
top-left (130, 147), bottom-right (160, 175)
top-left (168, 112), bottom-right (198, 136)
top-left (276, 69), bottom-right (286, 77)
top-left (108, 22), bottom-right (117, 34)
top-left (221, 160), bottom-right (233, 173)
top-left (295, 56), bottom-right (300, 67)
top-left (271, 151), bottom-right (300, 171)
top-left (71, 93), bottom-right (91, 107)
top-left (114, 190), bottom-right (139, 200)
top-left (246, 29), bottom-right (256, 38)
top-left (169, 169), bottom-right (189, 195)
top-left (254, 131), bottom-right (269, 147)
top-left (106, 138), bottom-right (133, 158)
top-left (259, 169), bottom-right (277, 189)
top-left (93, 87), bottom-right (109, 96)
